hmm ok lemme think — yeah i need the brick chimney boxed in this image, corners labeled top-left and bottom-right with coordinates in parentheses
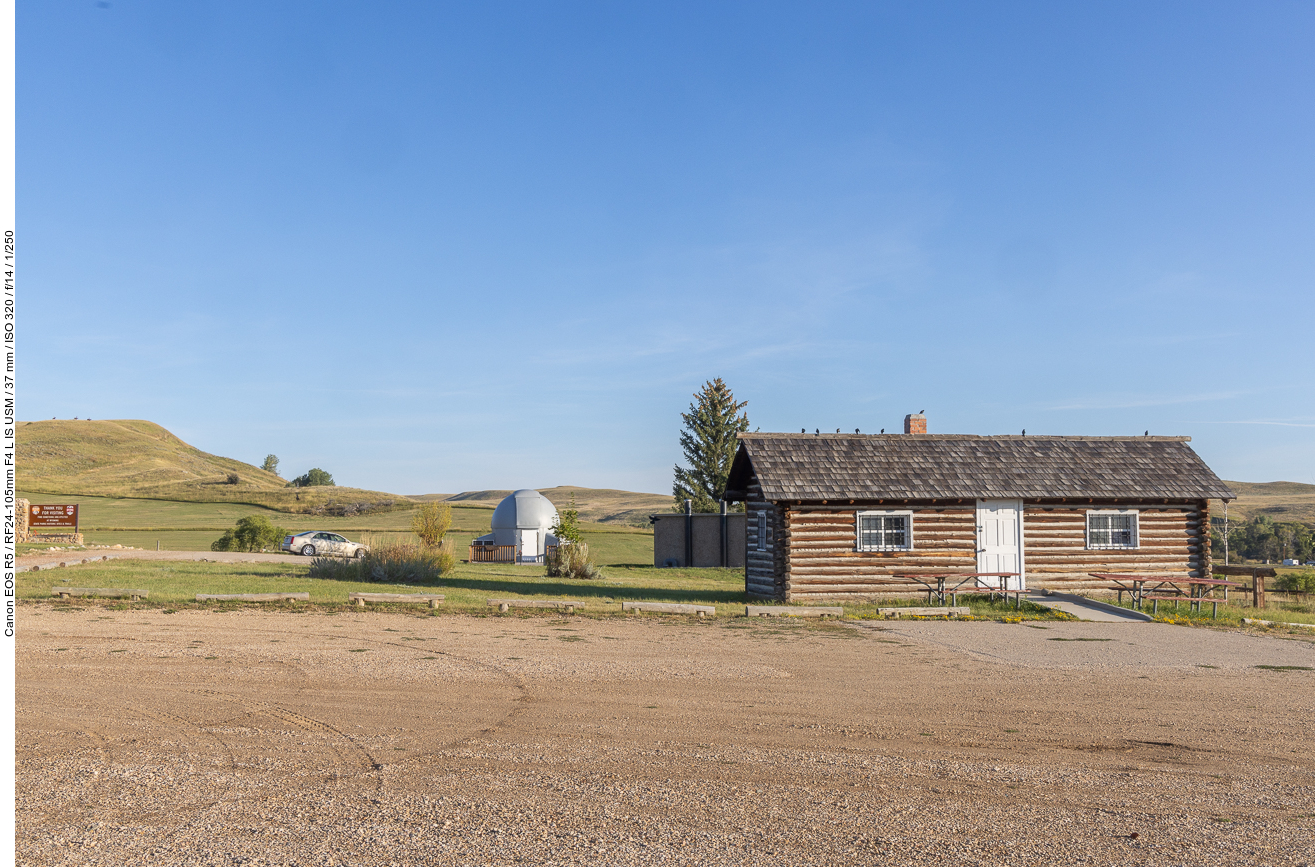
top-left (904, 412), bottom-right (927, 434)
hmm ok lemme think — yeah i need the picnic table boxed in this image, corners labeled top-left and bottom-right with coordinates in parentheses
top-left (1088, 573), bottom-right (1240, 616)
top-left (899, 572), bottom-right (1021, 607)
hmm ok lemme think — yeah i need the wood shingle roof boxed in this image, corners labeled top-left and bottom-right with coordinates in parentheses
top-left (725, 434), bottom-right (1235, 502)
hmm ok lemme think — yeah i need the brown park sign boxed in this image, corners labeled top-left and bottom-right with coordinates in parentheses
top-left (29, 504), bottom-right (79, 530)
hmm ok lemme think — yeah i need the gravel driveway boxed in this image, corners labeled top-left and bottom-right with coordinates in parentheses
top-left (18, 606), bottom-right (1315, 866)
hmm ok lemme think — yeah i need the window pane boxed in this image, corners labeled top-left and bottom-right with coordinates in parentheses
top-left (883, 516), bottom-right (907, 548)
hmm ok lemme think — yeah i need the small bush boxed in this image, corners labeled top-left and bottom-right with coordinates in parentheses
top-left (550, 495), bottom-right (583, 544)
top-left (546, 542), bottom-right (602, 580)
top-left (307, 539), bottom-right (455, 584)
top-left (288, 468), bottom-right (335, 488)
top-left (225, 472), bottom-right (241, 485)
top-left (211, 515), bottom-right (286, 552)
top-left (1276, 571), bottom-right (1315, 593)
top-left (412, 502), bottom-right (453, 548)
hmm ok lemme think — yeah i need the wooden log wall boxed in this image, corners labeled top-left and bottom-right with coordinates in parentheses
top-left (782, 506), bottom-right (976, 601)
top-left (1022, 502), bottom-right (1207, 587)
top-left (749, 500), bottom-right (1211, 601)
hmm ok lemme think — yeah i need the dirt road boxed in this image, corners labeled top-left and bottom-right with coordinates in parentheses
top-left (17, 607), bottom-right (1315, 866)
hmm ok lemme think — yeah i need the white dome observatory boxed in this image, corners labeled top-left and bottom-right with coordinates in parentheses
top-left (472, 489), bottom-right (560, 563)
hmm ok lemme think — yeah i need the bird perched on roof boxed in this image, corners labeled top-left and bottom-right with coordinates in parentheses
top-left (1022, 429), bottom-right (1026, 435)
top-left (801, 428), bottom-right (805, 433)
top-left (855, 428), bottom-right (860, 434)
top-left (1144, 430), bottom-right (1149, 436)
top-left (835, 428), bottom-right (840, 433)
top-left (815, 428), bottom-right (820, 435)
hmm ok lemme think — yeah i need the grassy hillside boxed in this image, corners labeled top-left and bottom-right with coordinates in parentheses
top-left (17, 419), bottom-right (409, 513)
top-left (17, 490), bottom-right (654, 560)
top-left (427, 485), bottom-right (673, 526)
top-left (1216, 481), bottom-right (1315, 525)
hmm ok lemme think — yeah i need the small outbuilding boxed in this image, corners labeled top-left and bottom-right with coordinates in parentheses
top-left (721, 414), bottom-right (1235, 602)
top-left (470, 489), bottom-right (561, 564)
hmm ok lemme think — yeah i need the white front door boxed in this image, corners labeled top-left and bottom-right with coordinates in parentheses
top-left (976, 500), bottom-right (1024, 590)
top-left (519, 530), bottom-right (538, 562)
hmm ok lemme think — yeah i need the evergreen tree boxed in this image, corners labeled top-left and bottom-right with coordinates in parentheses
top-left (672, 378), bottom-right (750, 512)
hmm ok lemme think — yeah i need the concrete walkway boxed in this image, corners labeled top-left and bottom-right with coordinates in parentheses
top-left (1026, 590), bottom-right (1152, 622)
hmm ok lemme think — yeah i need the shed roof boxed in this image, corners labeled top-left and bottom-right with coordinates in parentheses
top-left (724, 434), bottom-right (1234, 502)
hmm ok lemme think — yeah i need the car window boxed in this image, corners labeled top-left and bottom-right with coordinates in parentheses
top-left (331, 535), bottom-right (347, 543)
top-left (315, 533), bottom-right (332, 540)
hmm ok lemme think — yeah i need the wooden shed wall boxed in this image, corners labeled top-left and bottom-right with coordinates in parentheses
top-left (744, 473), bottom-right (784, 598)
top-left (751, 500), bottom-right (1210, 602)
top-left (783, 506), bottom-right (976, 600)
top-left (1022, 502), bottom-right (1209, 587)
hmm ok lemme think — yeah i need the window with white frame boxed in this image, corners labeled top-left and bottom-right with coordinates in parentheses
top-left (856, 510), bottom-right (913, 552)
top-left (1086, 510), bottom-right (1139, 549)
top-left (755, 510), bottom-right (767, 551)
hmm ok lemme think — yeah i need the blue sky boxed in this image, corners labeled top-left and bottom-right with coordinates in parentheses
top-left (19, 1), bottom-right (1315, 494)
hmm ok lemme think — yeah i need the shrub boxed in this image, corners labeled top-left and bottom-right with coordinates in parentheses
top-left (225, 472), bottom-right (241, 485)
top-left (546, 542), bottom-right (601, 580)
top-left (550, 495), bottom-right (583, 544)
top-left (307, 539), bottom-right (455, 584)
top-left (288, 468), bottom-right (335, 488)
top-left (411, 502), bottom-right (453, 548)
top-left (211, 515), bottom-right (286, 552)
top-left (1276, 571), bottom-right (1315, 593)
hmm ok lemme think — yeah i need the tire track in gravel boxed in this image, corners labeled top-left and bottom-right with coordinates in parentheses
top-left (18, 719), bottom-right (122, 828)
top-left (123, 703), bottom-right (244, 841)
top-left (296, 628), bottom-right (534, 769)
top-left (185, 688), bottom-right (386, 791)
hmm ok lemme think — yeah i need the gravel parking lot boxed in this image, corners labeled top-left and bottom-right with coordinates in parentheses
top-left (17, 605), bottom-right (1315, 866)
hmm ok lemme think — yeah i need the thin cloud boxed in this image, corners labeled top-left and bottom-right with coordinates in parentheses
top-left (1051, 391), bottom-right (1248, 410)
top-left (1192, 420), bottom-right (1315, 428)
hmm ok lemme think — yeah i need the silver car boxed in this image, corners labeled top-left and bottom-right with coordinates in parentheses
top-left (282, 531), bottom-right (368, 558)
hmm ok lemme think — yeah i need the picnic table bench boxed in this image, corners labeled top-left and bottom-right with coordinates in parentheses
top-left (1088, 573), bottom-right (1239, 617)
top-left (488, 598), bottom-right (583, 613)
top-left (196, 592), bottom-right (309, 603)
top-left (897, 572), bottom-right (1022, 607)
top-left (348, 592), bottom-right (445, 608)
top-left (51, 587), bottom-right (147, 601)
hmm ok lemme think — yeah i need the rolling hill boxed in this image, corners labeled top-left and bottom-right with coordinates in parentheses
top-left (16, 419), bottom-right (409, 513)
top-left (1217, 481), bottom-right (1315, 525)
top-left (421, 486), bottom-right (675, 526)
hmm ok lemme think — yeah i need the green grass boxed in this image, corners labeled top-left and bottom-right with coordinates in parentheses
top-left (21, 559), bottom-right (746, 612)
top-left (1098, 594), bottom-right (1315, 629)
top-left (20, 558), bottom-right (1072, 621)
top-left (18, 491), bottom-right (656, 560)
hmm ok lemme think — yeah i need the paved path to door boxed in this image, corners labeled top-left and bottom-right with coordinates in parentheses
top-left (1025, 590), bottom-right (1152, 622)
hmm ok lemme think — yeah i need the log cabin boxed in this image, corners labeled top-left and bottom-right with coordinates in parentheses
top-left (721, 415), bottom-right (1234, 602)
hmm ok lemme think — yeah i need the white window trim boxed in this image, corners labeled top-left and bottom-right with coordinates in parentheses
top-left (856, 509), bottom-right (914, 552)
top-left (1086, 509), bottom-right (1140, 550)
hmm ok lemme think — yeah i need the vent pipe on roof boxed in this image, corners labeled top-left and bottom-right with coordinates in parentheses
top-left (904, 413), bottom-right (927, 434)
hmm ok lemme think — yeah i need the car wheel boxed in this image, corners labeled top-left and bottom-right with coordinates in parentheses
top-left (301, 545), bottom-right (316, 556)
top-left (353, 548), bottom-right (366, 559)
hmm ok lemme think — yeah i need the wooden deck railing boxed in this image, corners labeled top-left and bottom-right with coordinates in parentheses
top-left (469, 545), bottom-right (517, 563)
top-left (468, 544), bottom-right (560, 564)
